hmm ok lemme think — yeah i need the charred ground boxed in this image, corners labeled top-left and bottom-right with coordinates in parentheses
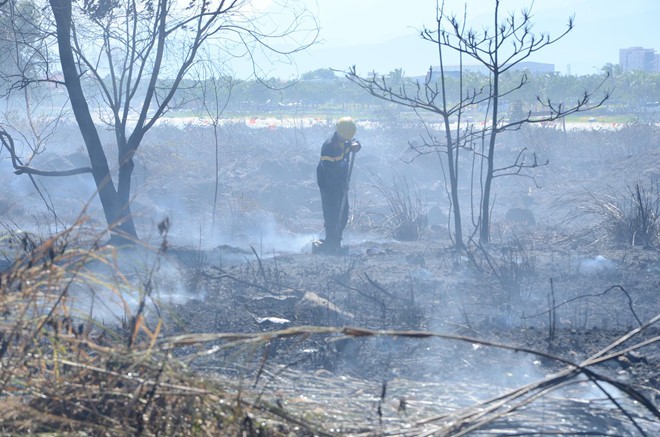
top-left (155, 121), bottom-right (660, 434)
top-left (1, 120), bottom-right (659, 435)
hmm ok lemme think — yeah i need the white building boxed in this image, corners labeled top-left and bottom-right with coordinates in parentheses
top-left (619, 47), bottom-right (659, 72)
top-left (424, 61), bottom-right (555, 81)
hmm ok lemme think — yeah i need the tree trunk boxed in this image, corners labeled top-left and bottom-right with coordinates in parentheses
top-left (49, 0), bottom-right (138, 243)
top-left (449, 161), bottom-right (464, 249)
top-left (480, 134), bottom-right (495, 245)
top-left (479, 3), bottom-right (502, 246)
top-left (116, 147), bottom-right (138, 239)
top-left (443, 117), bottom-right (464, 250)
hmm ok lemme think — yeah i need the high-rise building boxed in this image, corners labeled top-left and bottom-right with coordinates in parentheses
top-left (619, 47), bottom-right (657, 72)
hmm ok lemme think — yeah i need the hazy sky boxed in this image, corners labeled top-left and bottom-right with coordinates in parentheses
top-left (252, 0), bottom-right (660, 78)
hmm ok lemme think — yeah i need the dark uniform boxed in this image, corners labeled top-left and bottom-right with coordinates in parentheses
top-left (316, 132), bottom-right (353, 252)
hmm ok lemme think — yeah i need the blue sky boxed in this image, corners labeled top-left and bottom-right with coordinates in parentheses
top-left (250, 0), bottom-right (660, 78)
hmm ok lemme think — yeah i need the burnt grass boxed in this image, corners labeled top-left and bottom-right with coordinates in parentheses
top-left (143, 122), bottom-right (660, 434)
top-left (160, 236), bottom-right (660, 433)
top-left (2, 120), bottom-right (660, 434)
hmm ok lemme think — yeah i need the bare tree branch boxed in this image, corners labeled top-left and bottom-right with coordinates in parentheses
top-left (13, 165), bottom-right (92, 176)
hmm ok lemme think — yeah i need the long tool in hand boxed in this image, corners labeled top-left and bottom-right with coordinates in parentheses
top-left (336, 148), bottom-right (356, 236)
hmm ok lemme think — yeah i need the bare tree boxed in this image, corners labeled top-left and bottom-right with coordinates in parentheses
top-left (197, 59), bottom-right (234, 230)
top-left (429, 0), bottom-right (608, 244)
top-left (345, 63), bottom-right (472, 248)
top-left (3, 0), bottom-right (318, 243)
top-left (347, 0), bottom-right (608, 247)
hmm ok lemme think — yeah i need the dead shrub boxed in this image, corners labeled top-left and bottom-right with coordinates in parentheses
top-left (585, 182), bottom-right (660, 248)
top-left (372, 174), bottom-right (428, 241)
top-left (467, 237), bottom-right (536, 307)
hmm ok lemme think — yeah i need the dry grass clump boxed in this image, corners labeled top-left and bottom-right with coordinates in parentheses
top-left (0, 224), bottom-right (315, 436)
top-left (561, 181), bottom-right (660, 248)
top-left (467, 237), bottom-right (537, 307)
top-left (600, 182), bottom-right (660, 248)
top-left (372, 174), bottom-right (428, 241)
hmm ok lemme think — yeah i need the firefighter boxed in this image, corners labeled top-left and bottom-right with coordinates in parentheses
top-left (315, 117), bottom-right (361, 255)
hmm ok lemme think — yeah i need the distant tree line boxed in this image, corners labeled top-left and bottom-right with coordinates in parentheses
top-left (169, 68), bottom-right (659, 117)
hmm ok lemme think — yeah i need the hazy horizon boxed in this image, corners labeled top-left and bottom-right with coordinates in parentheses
top-left (235, 0), bottom-right (660, 79)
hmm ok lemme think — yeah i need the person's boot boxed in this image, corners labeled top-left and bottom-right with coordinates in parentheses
top-left (312, 238), bottom-right (336, 255)
top-left (318, 234), bottom-right (340, 255)
top-left (325, 236), bottom-right (349, 255)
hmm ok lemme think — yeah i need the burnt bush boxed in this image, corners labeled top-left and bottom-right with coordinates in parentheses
top-left (372, 174), bottom-right (428, 241)
top-left (602, 182), bottom-right (660, 248)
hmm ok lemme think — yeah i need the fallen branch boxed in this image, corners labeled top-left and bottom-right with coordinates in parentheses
top-left (523, 284), bottom-right (643, 326)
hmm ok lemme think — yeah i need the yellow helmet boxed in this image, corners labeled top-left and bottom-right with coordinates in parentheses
top-left (335, 117), bottom-right (357, 140)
